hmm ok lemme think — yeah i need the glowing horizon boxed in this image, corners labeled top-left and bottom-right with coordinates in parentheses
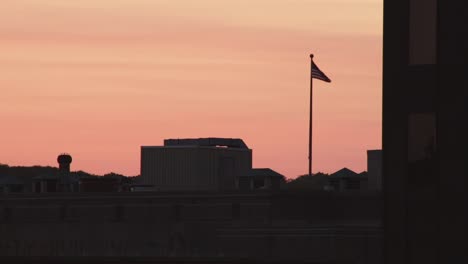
top-left (0, 0), bottom-right (383, 178)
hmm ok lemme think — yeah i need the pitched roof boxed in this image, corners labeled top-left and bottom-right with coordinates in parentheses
top-left (241, 168), bottom-right (285, 178)
top-left (330, 168), bottom-right (358, 178)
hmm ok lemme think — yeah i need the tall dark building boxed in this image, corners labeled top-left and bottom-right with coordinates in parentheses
top-left (383, 1), bottom-right (468, 263)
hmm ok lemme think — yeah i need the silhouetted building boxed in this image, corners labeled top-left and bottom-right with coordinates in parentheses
top-left (141, 138), bottom-right (252, 191)
top-left (0, 175), bottom-right (24, 193)
top-left (367, 150), bottom-right (382, 191)
top-left (326, 168), bottom-right (367, 191)
top-left (285, 173), bottom-right (330, 191)
top-left (383, 0), bottom-right (468, 263)
top-left (79, 177), bottom-right (120, 192)
top-left (237, 168), bottom-right (286, 191)
top-left (32, 174), bottom-right (60, 193)
top-left (32, 154), bottom-right (79, 193)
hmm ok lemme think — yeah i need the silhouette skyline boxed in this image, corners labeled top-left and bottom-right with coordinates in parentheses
top-left (0, 0), bottom-right (382, 178)
top-left (1, 150), bottom-right (382, 262)
top-left (1, 2), bottom-right (384, 262)
top-left (1, 1), bottom-right (467, 263)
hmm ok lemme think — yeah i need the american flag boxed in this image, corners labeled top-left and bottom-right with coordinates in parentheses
top-left (311, 59), bottom-right (331, 83)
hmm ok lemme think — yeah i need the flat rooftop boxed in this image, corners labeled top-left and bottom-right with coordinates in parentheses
top-left (142, 138), bottom-right (249, 149)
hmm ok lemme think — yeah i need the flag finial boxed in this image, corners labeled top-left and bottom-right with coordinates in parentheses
top-left (310, 54), bottom-right (314, 59)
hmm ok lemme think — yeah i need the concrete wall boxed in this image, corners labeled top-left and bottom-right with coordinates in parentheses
top-left (0, 191), bottom-right (382, 263)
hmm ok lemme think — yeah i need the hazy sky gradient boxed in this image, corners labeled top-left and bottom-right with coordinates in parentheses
top-left (0, 0), bottom-right (382, 178)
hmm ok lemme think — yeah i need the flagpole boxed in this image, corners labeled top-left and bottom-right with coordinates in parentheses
top-left (309, 54), bottom-right (314, 177)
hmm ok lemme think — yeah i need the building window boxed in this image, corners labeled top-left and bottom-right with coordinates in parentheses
top-left (409, 0), bottom-right (437, 65)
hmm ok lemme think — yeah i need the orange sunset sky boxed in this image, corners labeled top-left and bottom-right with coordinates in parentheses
top-left (0, 0), bottom-right (382, 178)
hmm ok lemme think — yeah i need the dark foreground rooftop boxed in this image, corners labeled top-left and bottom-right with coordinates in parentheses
top-left (0, 256), bottom-right (354, 264)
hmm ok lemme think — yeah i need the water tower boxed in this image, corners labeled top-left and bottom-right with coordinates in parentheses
top-left (57, 153), bottom-right (73, 192)
top-left (57, 153), bottom-right (72, 174)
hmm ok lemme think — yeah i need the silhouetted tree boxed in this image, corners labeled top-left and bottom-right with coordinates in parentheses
top-left (285, 172), bottom-right (330, 190)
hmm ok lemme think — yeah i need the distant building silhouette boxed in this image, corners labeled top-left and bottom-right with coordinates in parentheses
top-left (237, 168), bottom-right (285, 191)
top-left (0, 150), bottom-right (384, 263)
top-left (32, 154), bottom-right (79, 193)
top-left (284, 150), bottom-right (381, 192)
top-left (24, 154), bottom-right (132, 193)
top-left (383, 0), bottom-right (468, 263)
top-left (140, 138), bottom-right (290, 192)
top-left (32, 173), bottom-right (60, 193)
top-left (0, 174), bottom-right (24, 193)
top-left (285, 172), bottom-right (330, 190)
top-left (79, 176), bottom-right (121, 192)
top-left (326, 168), bottom-right (367, 192)
top-left (140, 138), bottom-right (253, 191)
